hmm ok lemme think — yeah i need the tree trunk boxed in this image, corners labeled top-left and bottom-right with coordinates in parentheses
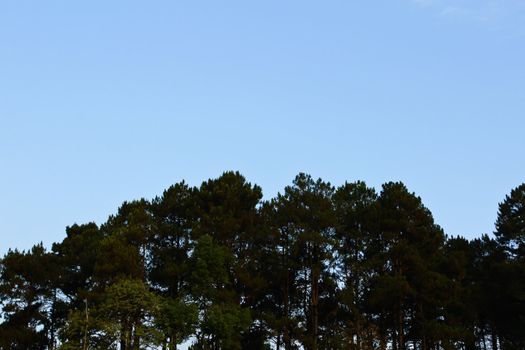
top-left (120, 319), bottom-right (131, 350)
top-left (398, 307), bottom-right (405, 350)
top-left (126, 320), bottom-right (132, 350)
top-left (133, 322), bottom-right (140, 349)
top-left (419, 303), bottom-right (428, 350)
top-left (356, 318), bottom-right (361, 350)
top-left (283, 264), bottom-right (291, 350)
top-left (354, 242), bottom-right (363, 350)
top-left (169, 330), bottom-right (178, 350)
top-left (83, 299), bottom-right (89, 350)
top-left (311, 266), bottom-right (319, 350)
top-left (120, 320), bottom-right (127, 350)
top-left (379, 312), bottom-right (387, 350)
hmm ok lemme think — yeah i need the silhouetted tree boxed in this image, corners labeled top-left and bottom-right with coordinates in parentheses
top-left (1, 173), bottom-right (524, 350)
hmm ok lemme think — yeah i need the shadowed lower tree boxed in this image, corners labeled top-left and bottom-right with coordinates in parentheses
top-left (272, 173), bottom-right (335, 350)
top-left (441, 236), bottom-right (479, 350)
top-left (492, 183), bottom-right (525, 349)
top-left (365, 182), bottom-right (447, 350)
top-left (193, 171), bottom-right (264, 347)
top-left (0, 244), bottom-right (65, 349)
top-left (257, 200), bottom-right (301, 350)
top-left (59, 278), bottom-right (163, 350)
top-left (149, 181), bottom-right (199, 349)
top-left (97, 278), bottom-right (162, 349)
top-left (51, 223), bottom-right (104, 349)
top-left (333, 181), bottom-right (379, 350)
top-left (156, 297), bottom-right (198, 350)
top-left (189, 234), bottom-right (251, 350)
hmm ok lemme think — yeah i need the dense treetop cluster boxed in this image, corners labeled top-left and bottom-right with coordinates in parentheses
top-left (1, 172), bottom-right (524, 350)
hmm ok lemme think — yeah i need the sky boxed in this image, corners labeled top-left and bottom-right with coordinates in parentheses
top-left (1, 0), bottom-right (524, 256)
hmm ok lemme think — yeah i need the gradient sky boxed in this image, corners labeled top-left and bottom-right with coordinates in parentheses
top-left (1, 0), bottom-right (524, 256)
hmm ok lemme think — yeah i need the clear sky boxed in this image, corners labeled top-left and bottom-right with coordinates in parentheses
top-left (1, 0), bottom-right (524, 256)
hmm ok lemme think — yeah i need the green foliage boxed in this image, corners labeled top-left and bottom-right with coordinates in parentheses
top-left (98, 278), bottom-right (161, 347)
top-left (1, 175), bottom-right (524, 350)
top-left (59, 278), bottom-right (162, 349)
top-left (156, 297), bottom-right (198, 345)
top-left (52, 223), bottom-right (102, 299)
top-left (202, 303), bottom-right (251, 350)
top-left (0, 244), bottom-right (64, 349)
top-left (495, 183), bottom-right (525, 258)
top-left (190, 234), bottom-right (230, 302)
top-left (190, 234), bottom-right (251, 349)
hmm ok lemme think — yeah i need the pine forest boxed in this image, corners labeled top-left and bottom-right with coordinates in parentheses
top-left (1, 171), bottom-right (524, 350)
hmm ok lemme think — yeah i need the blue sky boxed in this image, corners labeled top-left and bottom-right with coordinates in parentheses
top-left (1, 0), bottom-right (524, 255)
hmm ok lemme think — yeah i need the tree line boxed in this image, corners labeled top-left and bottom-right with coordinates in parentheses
top-left (1, 172), bottom-right (524, 350)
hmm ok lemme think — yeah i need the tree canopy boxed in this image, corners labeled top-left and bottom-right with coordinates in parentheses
top-left (1, 171), bottom-right (523, 350)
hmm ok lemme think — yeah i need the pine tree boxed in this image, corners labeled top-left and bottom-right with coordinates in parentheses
top-left (0, 244), bottom-right (64, 349)
top-left (272, 173), bottom-right (335, 350)
top-left (495, 183), bottom-right (525, 259)
top-left (333, 181), bottom-right (378, 349)
top-left (149, 181), bottom-right (199, 349)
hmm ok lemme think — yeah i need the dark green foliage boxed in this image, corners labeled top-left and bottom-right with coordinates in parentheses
top-left (189, 234), bottom-right (251, 349)
top-left (1, 175), bottom-right (524, 350)
top-left (0, 244), bottom-right (65, 349)
top-left (268, 173), bottom-right (335, 350)
top-left (156, 297), bottom-right (198, 347)
top-left (362, 182), bottom-right (448, 350)
top-left (333, 181), bottom-right (378, 349)
top-left (495, 184), bottom-right (525, 258)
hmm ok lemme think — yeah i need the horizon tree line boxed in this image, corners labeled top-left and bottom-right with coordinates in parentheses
top-left (0, 171), bottom-right (524, 350)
